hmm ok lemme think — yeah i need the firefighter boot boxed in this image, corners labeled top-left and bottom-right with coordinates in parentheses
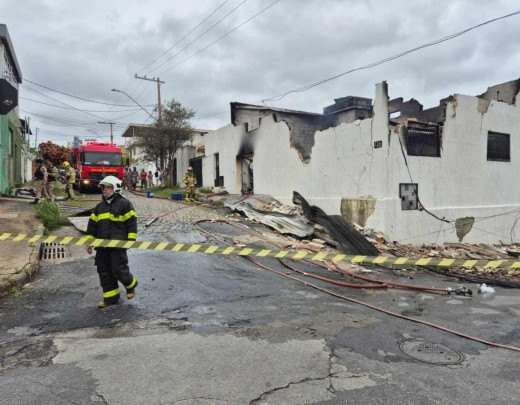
top-left (97, 287), bottom-right (120, 309)
top-left (126, 277), bottom-right (138, 300)
top-left (97, 300), bottom-right (120, 309)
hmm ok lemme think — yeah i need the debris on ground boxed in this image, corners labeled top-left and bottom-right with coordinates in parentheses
top-left (293, 191), bottom-right (379, 255)
top-left (348, 222), bottom-right (520, 286)
top-left (478, 283), bottom-right (496, 295)
top-left (13, 187), bottom-right (36, 198)
top-left (225, 195), bottom-right (314, 238)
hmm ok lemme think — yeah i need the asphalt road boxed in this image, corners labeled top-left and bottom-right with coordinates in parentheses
top-left (1, 196), bottom-right (520, 404)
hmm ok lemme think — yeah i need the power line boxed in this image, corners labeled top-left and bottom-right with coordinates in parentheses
top-left (21, 96), bottom-right (142, 113)
top-left (24, 78), bottom-right (155, 107)
top-left (147, 0), bottom-right (251, 75)
top-left (154, 0), bottom-right (281, 76)
top-left (36, 127), bottom-right (110, 139)
top-left (129, 0), bottom-right (249, 103)
top-left (24, 84), bottom-right (116, 121)
top-left (25, 84), bottom-right (145, 127)
top-left (136, 0), bottom-right (233, 74)
top-left (262, 9), bottom-right (520, 103)
top-left (21, 109), bottom-right (97, 126)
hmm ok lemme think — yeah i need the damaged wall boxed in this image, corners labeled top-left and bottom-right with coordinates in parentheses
top-left (253, 82), bottom-right (391, 225)
top-left (250, 82), bottom-right (520, 243)
top-left (479, 79), bottom-right (520, 105)
top-left (192, 80), bottom-right (520, 244)
top-left (232, 107), bottom-right (322, 162)
top-left (386, 94), bottom-right (520, 244)
top-left (181, 124), bottom-right (247, 194)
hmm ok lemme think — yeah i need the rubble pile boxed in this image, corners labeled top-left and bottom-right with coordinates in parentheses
top-left (356, 225), bottom-right (520, 285)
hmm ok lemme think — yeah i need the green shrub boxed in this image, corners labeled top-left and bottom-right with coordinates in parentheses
top-left (33, 200), bottom-right (69, 231)
top-left (148, 186), bottom-right (181, 198)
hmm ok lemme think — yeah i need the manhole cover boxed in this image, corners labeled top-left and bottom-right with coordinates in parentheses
top-left (399, 340), bottom-right (464, 365)
top-left (40, 242), bottom-right (68, 262)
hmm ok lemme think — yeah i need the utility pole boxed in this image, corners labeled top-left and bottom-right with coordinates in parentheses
top-left (98, 121), bottom-right (115, 144)
top-left (34, 128), bottom-right (39, 149)
top-left (134, 74), bottom-right (165, 122)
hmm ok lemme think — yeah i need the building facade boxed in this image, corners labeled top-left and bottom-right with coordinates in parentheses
top-left (178, 79), bottom-right (520, 244)
top-left (0, 24), bottom-right (24, 194)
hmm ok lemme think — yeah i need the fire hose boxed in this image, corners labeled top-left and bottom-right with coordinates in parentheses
top-left (193, 220), bottom-right (520, 352)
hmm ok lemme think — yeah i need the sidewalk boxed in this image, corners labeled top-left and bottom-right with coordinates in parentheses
top-left (0, 198), bottom-right (44, 296)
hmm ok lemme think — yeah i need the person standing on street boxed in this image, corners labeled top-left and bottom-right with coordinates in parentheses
top-left (140, 169), bottom-right (147, 190)
top-left (162, 167), bottom-right (168, 187)
top-left (86, 176), bottom-right (138, 309)
top-left (183, 166), bottom-right (197, 201)
top-left (45, 160), bottom-right (58, 201)
top-left (147, 170), bottom-right (154, 189)
top-left (131, 167), bottom-right (138, 190)
top-left (32, 159), bottom-right (49, 203)
top-left (62, 161), bottom-right (76, 200)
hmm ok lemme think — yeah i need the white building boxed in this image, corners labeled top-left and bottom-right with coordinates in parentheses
top-left (177, 79), bottom-right (520, 244)
top-left (122, 124), bottom-right (208, 186)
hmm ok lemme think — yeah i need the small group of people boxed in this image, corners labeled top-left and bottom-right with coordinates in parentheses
top-left (124, 167), bottom-right (166, 191)
top-left (33, 159), bottom-right (77, 202)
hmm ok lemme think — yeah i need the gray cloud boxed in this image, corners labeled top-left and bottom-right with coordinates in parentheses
top-left (2, 0), bottom-right (519, 144)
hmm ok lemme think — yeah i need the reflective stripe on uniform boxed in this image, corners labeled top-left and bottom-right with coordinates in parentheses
top-left (89, 210), bottom-right (138, 223)
top-left (127, 277), bottom-right (137, 289)
top-left (103, 289), bottom-right (120, 298)
top-left (128, 232), bottom-right (137, 240)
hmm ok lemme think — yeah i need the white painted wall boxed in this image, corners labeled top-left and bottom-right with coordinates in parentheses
top-left (180, 124), bottom-right (245, 193)
top-left (191, 82), bottom-right (520, 244)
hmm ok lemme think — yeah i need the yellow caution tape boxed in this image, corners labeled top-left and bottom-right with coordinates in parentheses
top-left (0, 231), bottom-right (516, 269)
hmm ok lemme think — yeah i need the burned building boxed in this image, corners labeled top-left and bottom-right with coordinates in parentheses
top-left (177, 78), bottom-right (520, 244)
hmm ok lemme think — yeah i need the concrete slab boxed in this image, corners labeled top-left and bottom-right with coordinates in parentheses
top-left (0, 198), bottom-right (43, 296)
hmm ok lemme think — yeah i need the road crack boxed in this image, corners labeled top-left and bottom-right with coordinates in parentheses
top-left (249, 348), bottom-right (338, 404)
top-left (169, 396), bottom-right (228, 404)
top-left (96, 392), bottom-right (109, 404)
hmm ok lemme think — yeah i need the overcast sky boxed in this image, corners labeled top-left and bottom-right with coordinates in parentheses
top-left (2, 0), bottom-right (520, 146)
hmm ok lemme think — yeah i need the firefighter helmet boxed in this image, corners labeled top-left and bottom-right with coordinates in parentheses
top-left (99, 175), bottom-right (122, 193)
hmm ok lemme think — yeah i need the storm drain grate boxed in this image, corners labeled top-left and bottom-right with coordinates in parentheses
top-left (399, 340), bottom-right (464, 365)
top-left (40, 242), bottom-right (68, 262)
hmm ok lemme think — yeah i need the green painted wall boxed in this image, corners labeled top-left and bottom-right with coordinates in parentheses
top-left (0, 114), bottom-right (11, 194)
top-left (0, 110), bottom-right (22, 194)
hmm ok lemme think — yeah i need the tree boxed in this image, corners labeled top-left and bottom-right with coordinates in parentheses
top-left (132, 99), bottom-right (195, 187)
top-left (38, 141), bottom-right (72, 166)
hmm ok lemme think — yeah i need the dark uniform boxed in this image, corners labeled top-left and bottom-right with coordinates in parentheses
top-left (86, 193), bottom-right (138, 305)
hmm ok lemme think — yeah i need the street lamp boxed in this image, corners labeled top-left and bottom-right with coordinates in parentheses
top-left (111, 88), bottom-right (156, 121)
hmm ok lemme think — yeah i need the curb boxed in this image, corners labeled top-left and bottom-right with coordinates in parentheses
top-left (0, 224), bottom-right (44, 298)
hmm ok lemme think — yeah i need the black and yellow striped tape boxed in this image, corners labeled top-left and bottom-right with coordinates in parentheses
top-left (1, 231), bottom-right (517, 270)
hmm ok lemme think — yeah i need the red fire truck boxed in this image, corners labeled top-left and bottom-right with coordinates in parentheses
top-left (72, 141), bottom-right (124, 192)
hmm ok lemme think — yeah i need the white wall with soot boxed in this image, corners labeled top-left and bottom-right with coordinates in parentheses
top-left (187, 82), bottom-right (520, 244)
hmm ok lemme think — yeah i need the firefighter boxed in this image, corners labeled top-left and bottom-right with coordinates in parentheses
top-left (62, 161), bottom-right (76, 200)
top-left (44, 160), bottom-right (58, 201)
top-left (86, 176), bottom-right (138, 309)
top-left (183, 166), bottom-right (196, 201)
top-left (32, 159), bottom-right (49, 203)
